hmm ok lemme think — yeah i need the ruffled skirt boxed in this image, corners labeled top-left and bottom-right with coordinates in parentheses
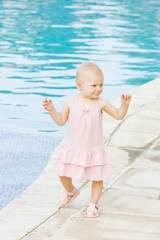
top-left (53, 144), bottom-right (111, 181)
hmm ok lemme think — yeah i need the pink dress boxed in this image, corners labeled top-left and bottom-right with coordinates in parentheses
top-left (53, 97), bottom-right (111, 181)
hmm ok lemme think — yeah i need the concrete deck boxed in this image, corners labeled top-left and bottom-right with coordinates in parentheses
top-left (0, 78), bottom-right (160, 240)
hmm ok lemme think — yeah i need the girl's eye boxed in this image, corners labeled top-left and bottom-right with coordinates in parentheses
top-left (92, 84), bottom-right (103, 87)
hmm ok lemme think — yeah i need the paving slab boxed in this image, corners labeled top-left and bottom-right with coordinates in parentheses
top-left (113, 168), bottom-right (160, 190)
top-left (34, 211), bottom-right (160, 240)
top-left (119, 115), bottom-right (160, 134)
top-left (100, 187), bottom-right (160, 216)
top-left (108, 130), bottom-right (158, 148)
top-left (22, 209), bottom-right (80, 240)
top-left (134, 157), bottom-right (160, 170)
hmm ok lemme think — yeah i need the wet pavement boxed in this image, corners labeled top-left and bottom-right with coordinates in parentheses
top-left (0, 77), bottom-right (160, 240)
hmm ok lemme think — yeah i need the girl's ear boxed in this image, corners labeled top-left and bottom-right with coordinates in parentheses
top-left (76, 81), bottom-right (82, 89)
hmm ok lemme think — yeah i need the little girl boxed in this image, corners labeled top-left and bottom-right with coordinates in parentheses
top-left (43, 62), bottom-right (131, 218)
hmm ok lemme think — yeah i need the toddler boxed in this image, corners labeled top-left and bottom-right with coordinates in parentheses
top-left (43, 62), bottom-right (132, 218)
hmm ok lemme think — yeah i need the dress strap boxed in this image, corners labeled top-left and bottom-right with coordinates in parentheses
top-left (97, 97), bottom-right (101, 107)
top-left (71, 96), bottom-right (76, 108)
top-left (72, 95), bottom-right (75, 104)
top-left (71, 96), bottom-right (100, 108)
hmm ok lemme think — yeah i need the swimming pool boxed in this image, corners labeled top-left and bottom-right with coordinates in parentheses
top-left (0, 0), bottom-right (160, 136)
top-left (0, 0), bottom-right (160, 209)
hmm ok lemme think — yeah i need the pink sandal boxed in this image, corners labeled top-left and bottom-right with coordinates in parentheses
top-left (85, 203), bottom-right (100, 218)
top-left (60, 187), bottom-right (80, 208)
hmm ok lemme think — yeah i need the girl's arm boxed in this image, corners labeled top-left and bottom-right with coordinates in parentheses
top-left (100, 94), bottom-right (132, 120)
top-left (43, 97), bottom-right (70, 126)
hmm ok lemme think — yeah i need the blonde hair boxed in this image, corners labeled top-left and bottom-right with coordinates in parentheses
top-left (76, 62), bottom-right (103, 82)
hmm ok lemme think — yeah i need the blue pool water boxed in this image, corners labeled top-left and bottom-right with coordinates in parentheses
top-left (0, 0), bottom-right (160, 209)
top-left (0, 0), bottom-right (160, 136)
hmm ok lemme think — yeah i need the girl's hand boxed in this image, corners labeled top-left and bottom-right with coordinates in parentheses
top-left (43, 97), bottom-right (54, 112)
top-left (121, 94), bottom-right (132, 105)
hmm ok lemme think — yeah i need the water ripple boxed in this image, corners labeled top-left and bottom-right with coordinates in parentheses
top-left (0, 0), bottom-right (160, 134)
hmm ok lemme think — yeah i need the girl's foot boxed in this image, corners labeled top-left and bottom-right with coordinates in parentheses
top-left (158, 195), bottom-right (160, 200)
top-left (85, 203), bottom-right (99, 218)
top-left (60, 187), bottom-right (80, 208)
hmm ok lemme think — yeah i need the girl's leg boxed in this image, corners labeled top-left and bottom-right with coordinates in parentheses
top-left (59, 176), bottom-right (74, 193)
top-left (90, 180), bottom-right (103, 204)
top-left (59, 176), bottom-right (80, 208)
top-left (85, 180), bottom-right (103, 218)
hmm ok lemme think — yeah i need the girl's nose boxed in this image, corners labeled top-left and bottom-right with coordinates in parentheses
top-left (96, 86), bottom-right (101, 92)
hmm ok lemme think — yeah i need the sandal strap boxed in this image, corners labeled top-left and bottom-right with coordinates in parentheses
top-left (60, 187), bottom-right (80, 208)
top-left (85, 203), bottom-right (99, 218)
top-left (67, 187), bottom-right (76, 196)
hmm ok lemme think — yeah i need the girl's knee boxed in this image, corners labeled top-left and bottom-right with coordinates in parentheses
top-left (59, 176), bottom-right (72, 182)
top-left (92, 180), bottom-right (103, 187)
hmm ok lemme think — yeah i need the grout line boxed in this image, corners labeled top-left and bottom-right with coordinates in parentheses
top-left (19, 129), bottom-right (160, 239)
top-left (102, 134), bottom-right (160, 194)
top-left (19, 208), bottom-right (61, 240)
top-left (19, 81), bottom-right (160, 239)
top-left (101, 209), bottom-right (160, 219)
top-left (106, 185), bottom-right (160, 192)
top-left (19, 180), bottom-right (90, 240)
top-left (19, 130), bottom-right (160, 239)
top-left (102, 160), bottom-right (137, 193)
top-left (48, 207), bottom-right (87, 240)
top-left (104, 113), bottom-right (133, 146)
top-left (105, 92), bottom-right (160, 147)
top-left (79, 179), bottom-right (90, 190)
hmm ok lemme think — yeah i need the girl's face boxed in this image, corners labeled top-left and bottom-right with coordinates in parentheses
top-left (77, 73), bottom-right (104, 99)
